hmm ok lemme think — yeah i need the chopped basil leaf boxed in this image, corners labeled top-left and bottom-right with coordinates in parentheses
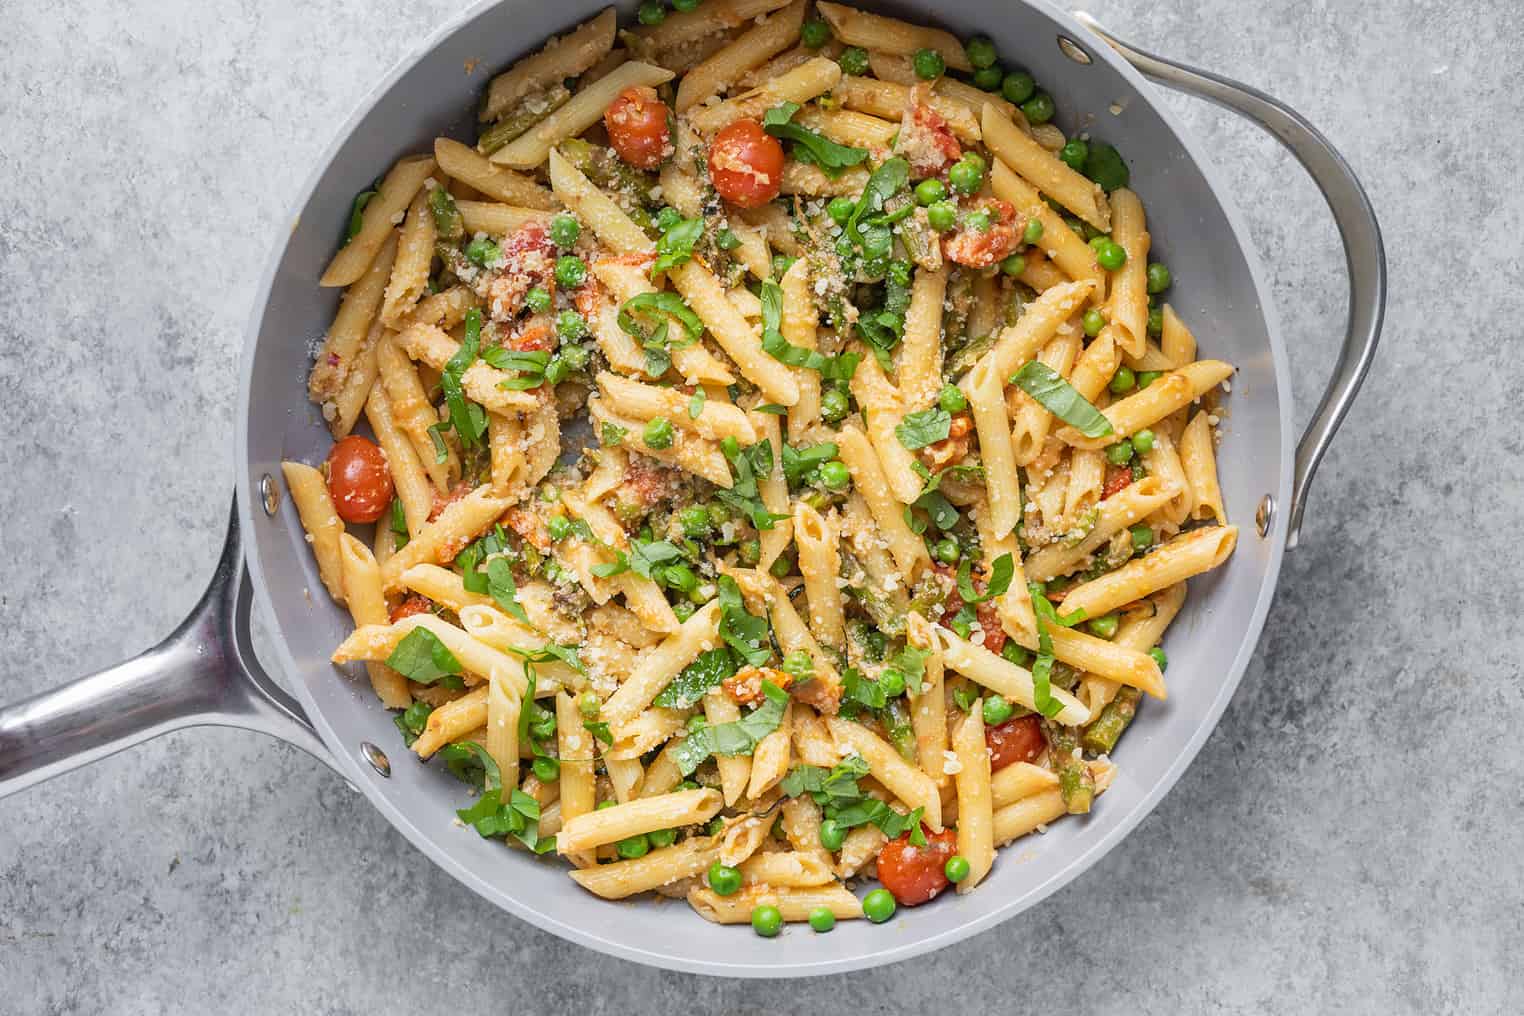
top-left (717, 437), bottom-right (786, 530)
top-left (485, 557), bottom-right (530, 623)
top-left (1082, 142), bottom-right (1130, 193)
top-left (438, 309), bottom-right (489, 448)
top-left (672, 680), bottom-right (788, 775)
top-left (483, 347), bottom-right (550, 390)
top-left (888, 644), bottom-right (930, 696)
top-left (386, 627), bottom-right (463, 685)
top-left (781, 441), bottom-right (839, 485)
top-left (439, 741), bottom-right (500, 790)
top-left (1028, 582), bottom-right (1086, 719)
top-left (344, 188), bottom-right (376, 244)
top-left (653, 648), bottom-right (738, 708)
top-left (762, 102), bottom-right (869, 178)
top-left (1011, 361), bottom-right (1114, 438)
top-left (779, 754), bottom-right (870, 803)
top-left (583, 719), bottom-right (613, 745)
top-left (717, 574), bottom-right (773, 667)
top-left (688, 388), bottom-right (706, 419)
top-left (896, 407), bottom-right (952, 449)
top-left (956, 553), bottom-right (1015, 603)
top-left (653, 217), bottom-right (705, 273)
top-left (758, 279), bottom-right (860, 379)
top-left (754, 403), bottom-right (787, 415)
top-left (393, 701), bottom-right (433, 747)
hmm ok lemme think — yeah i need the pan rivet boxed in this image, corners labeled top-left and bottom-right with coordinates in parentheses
top-left (360, 742), bottom-right (391, 777)
top-left (260, 474), bottom-right (280, 516)
top-left (1256, 495), bottom-right (1275, 537)
top-left (1057, 35), bottom-right (1092, 65)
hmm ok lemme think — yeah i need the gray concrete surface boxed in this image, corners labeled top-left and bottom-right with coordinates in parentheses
top-left (0, 0), bottom-right (1515, 1012)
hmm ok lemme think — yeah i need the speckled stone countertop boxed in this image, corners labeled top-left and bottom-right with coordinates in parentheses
top-left (0, 0), bottom-right (1516, 1012)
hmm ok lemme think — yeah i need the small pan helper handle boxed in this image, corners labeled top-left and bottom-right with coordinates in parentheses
top-left (0, 501), bottom-right (338, 800)
top-left (1074, 14), bottom-right (1386, 549)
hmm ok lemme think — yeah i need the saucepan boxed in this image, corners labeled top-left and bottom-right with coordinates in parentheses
top-left (0, 0), bottom-right (1383, 976)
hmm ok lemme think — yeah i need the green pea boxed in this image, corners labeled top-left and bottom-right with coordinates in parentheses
top-left (1023, 217), bottom-right (1044, 245)
top-left (819, 818), bottom-right (846, 851)
top-left (934, 537), bottom-right (960, 565)
top-left (679, 504), bottom-right (712, 539)
top-left (546, 514), bottom-right (572, 542)
top-left (708, 861), bottom-right (742, 896)
top-left (938, 384), bottom-right (968, 413)
top-left (878, 668), bottom-right (906, 698)
top-left (1109, 366), bottom-right (1136, 393)
top-left (555, 310), bottom-right (587, 339)
top-left (839, 46), bottom-right (870, 76)
top-left (637, 0), bottom-right (665, 24)
top-left (648, 828), bottom-right (677, 848)
top-left (948, 159), bottom-right (983, 195)
top-left (527, 755), bottom-right (559, 782)
top-left (716, 228), bottom-right (741, 251)
top-left (944, 855), bottom-right (972, 883)
top-left (465, 237), bottom-right (501, 267)
top-left (912, 48), bottom-right (946, 80)
top-left (560, 343), bottom-right (588, 369)
top-left (973, 65), bottom-right (1004, 90)
top-left (1087, 614), bottom-right (1119, 639)
top-left (1147, 306), bottom-right (1164, 336)
top-left (616, 833), bottom-right (649, 859)
top-left (1146, 261), bottom-right (1172, 294)
top-left (656, 206), bottom-right (683, 232)
top-left (578, 691), bottom-right (600, 718)
top-left (801, 18), bottom-right (829, 48)
top-left (1000, 252), bottom-right (1026, 277)
top-left (664, 563), bottom-right (699, 594)
top-left (1132, 428), bottom-right (1155, 454)
top-left (555, 254), bottom-right (587, 289)
top-left (1083, 307), bottom-right (1107, 338)
top-left (1104, 439), bottom-right (1134, 465)
top-left (1001, 641), bottom-right (1033, 668)
top-left (643, 416), bottom-right (674, 450)
top-left (1096, 240), bottom-right (1127, 271)
top-left (525, 286), bottom-right (551, 313)
top-left (671, 0), bottom-right (700, 11)
top-left (963, 35), bottom-right (997, 69)
top-left (596, 799), bottom-right (617, 810)
top-left (1020, 92), bottom-right (1055, 124)
top-left (1149, 646), bottom-right (1168, 671)
top-left (1130, 524), bottom-right (1154, 551)
top-left (808, 906), bottom-right (837, 932)
top-left (543, 356), bottom-right (569, 385)
top-left (783, 650), bottom-right (815, 681)
top-left (738, 538), bottom-right (761, 566)
top-left (820, 386), bottom-right (850, 422)
top-left (914, 177), bottom-right (946, 206)
top-left (1001, 70), bottom-right (1036, 105)
top-left (818, 459), bottom-right (851, 491)
top-left (672, 600), bottom-right (696, 622)
top-left (824, 196), bottom-right (855, 226)
top-left (550, 213), bottom-right (581, 247)
top-left (769, 552), bottom-right (795, 579)
top-left (863, 888), bottom-right (897, 923)
top-left (982, 694), bottom-right (1014, 725)
top-left (1059, 139), bottom-right (1089, 171)
top-left (964, 209), bottom-right (992, 233)
top-left (1136, 370), bottom-right (1162, 390)
top-left (926, 201), bottom-right (958, 232)
top-left (751, 904), bottom-right (783, 937)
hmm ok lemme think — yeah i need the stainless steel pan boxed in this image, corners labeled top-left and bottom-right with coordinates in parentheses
top-left (0, 0), bottom-right (1384, 976)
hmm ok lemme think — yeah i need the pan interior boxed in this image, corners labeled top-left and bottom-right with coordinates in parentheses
top-left (238, 0), bottom-right (1291, 976)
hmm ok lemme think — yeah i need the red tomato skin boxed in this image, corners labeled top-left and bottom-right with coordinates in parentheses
top-left (986, 714), bottom-right (1047, 772)
top-left (326, 435), bottom-right (392, 523)
top-left (1102, 466), bottom-right (1134, 499)
top-left (604, 86), bottom-right (670, 170)
top-left (877, 826), bottom-right (957, 906)
top-left (707, 119), bottom-right (785, 208)
top-left (389, 594), bottom-right (433, 623)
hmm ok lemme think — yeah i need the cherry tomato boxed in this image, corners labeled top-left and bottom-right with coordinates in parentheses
top-left (1102, 465), bottom-right (1134, 499)
top-left (942, 198), bottom-right (1022, 269)
top-left (876, 825), bottom-right (957, 906)
top-left (604, 86), bottom-right (670, 170)
top-left (986, 714), bottom-right (1046, 772)
top-left (326, 435), bottom-right (392, 523)
top-left (708, 119), bottom-right (785, 208)
top-left (389, 593), bottom-right (433, 623)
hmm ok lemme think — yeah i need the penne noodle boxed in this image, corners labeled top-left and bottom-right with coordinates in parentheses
top-left (309, 231), bottom-right (400, 402)
top-left (1106, 188), bottom-right (1151, 356)
top-left (558, 789), bottom-right (724, 852)
top-left (434, 138), bottom-right (556, 209)
top-left (320, 156), bottom-right (435, 288)
top-left (1056, 360), bottom-right (1235, 449)
top-left (687, 56), bottom-right (842, 134)
top-left (480, 8), bottom-right (616, 122)
top-left (281, 461), bottom-right (346, 603)
top-left (817, 2), bottom-right (971, 71)
top-left (493, 61), bottom-right (674, 169)
top-left (674, 0), bottom-right (806, 112)
top-left (380, 189), bottom-right (436, 327)
top-left (1179, 410), bottom-right (1227, 524)
top-left (982, 104), bottom-right (1109, 232)
top-left (1061, 525), bottom-right (1239, 621)
top-left (951, 707), bottom-right (994, 892)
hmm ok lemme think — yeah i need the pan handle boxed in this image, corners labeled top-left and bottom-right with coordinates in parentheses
top-left (1073, 14), bottom-right (1386, 549)
top-left (0, 501), bottom-right (340, 800)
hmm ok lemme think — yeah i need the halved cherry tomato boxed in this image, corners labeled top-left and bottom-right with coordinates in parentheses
top-left (389, 593), bottom-right (433, 623)
top-left (1102, 465), bottom-right (1133, 499)
top-left (876, 825), bottom-right (957, 906)
top-left (326, 435), bottom-right (392, 523)
top-left (986, 714), bottom-right (1046, 772)
top-left (942, 198), bottom-right (1022, 269)
top-left (604, 86), bottom-right (670, 170)
top-left (707, 119), bottom-right (784, 208)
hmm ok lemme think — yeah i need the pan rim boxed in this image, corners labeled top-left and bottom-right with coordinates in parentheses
top-left (235, 0), bottom-right (1295, 977)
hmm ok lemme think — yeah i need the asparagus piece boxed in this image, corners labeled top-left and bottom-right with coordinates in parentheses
top-left (1082, 686), bottom-right (1141, 755)
top-left (429, 186), bottom-right (464, 241)
top-left (477, 84), bottom-right (571, 155)
top-left (881, 698), bottom-right (917, 763)
top-left (1044, 721), bottom-right (1094, 814)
